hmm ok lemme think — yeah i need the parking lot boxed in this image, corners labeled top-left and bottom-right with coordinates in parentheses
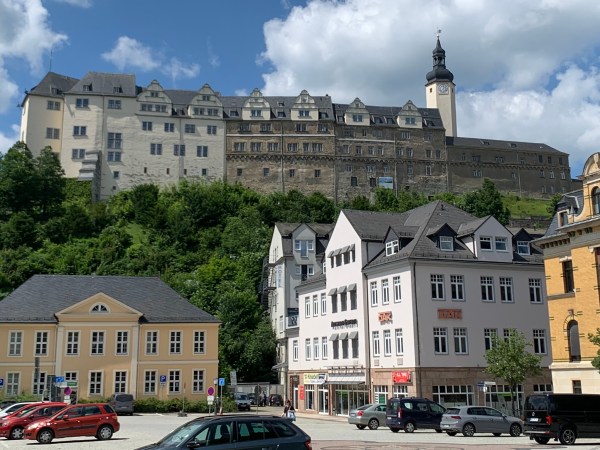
top-left (2, 408), bottom-right (600, 449)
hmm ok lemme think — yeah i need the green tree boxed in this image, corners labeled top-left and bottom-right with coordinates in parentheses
top-left (461, 178), bottom-right (511, 224)
top-left (547, 193), bottom-right (563, 215)
top-left (485, 329), bottom-right (542, 415)
top-left (588, 328), bottom-right (600, 372)
top-left (374, 188), bottom-right (400, 211)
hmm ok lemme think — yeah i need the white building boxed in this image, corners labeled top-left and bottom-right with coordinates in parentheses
top-left (285, 202), bottom-right (553, 416)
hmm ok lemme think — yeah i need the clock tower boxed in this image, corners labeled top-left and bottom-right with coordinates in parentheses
top-left (425, 35), bottom-right (457, 137)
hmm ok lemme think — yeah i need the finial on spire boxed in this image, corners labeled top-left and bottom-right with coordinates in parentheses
top-left (436, 28), bottom-right (442, 39)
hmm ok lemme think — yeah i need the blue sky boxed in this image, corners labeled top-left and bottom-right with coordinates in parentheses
top-left (2, 0), bottom-right (600, 176)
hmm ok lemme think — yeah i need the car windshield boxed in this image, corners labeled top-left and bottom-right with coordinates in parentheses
top-left (156, 420), bottom-right (205, 446)
top-left (236, 394), bottom-right (248, 400)
top-left (14, 405), bottom-right (38, 416)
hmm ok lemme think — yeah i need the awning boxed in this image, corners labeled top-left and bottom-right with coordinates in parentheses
top-left (347, 283), bottom-right (357, 291)
top-left (328, 288), bottom-right (338, 295)
top-left (339, 332), bottom-right (348, 340)
top-left (327, 251), bottom-right (334, 258)
top-left (329, 333), bottom-right (339, 341)
top-left (337, 286), bottom-right (347, 293)
top-left (348, 331), bottom-right (358, 339)
top-left (326, 374), bottom-right (366, 385)
top-left (341, 245), bottom-right (350, 253)
top-left (333, 248), bottom-right (341, 256)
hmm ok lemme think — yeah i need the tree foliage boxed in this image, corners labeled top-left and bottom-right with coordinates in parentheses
top-left (461, 178), bottom-right (511, 225)
top-left (588, 328), bottom-right (600, 372)
top-left (485, 329), bottom-right (542, 414)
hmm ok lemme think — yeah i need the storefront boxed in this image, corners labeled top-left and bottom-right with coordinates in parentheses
top-left (327, 373), bottom-right (368, 416)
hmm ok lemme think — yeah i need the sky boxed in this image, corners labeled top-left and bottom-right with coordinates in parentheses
top-left (1, 0), bottom-right (600, 176)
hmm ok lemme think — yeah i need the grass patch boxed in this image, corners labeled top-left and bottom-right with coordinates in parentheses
top-left (504, 196), bottom-right (553, 219)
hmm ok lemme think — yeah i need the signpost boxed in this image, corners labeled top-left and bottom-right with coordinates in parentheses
top-left (160, 375), bottom-right (167, 385)
top-left (0, 378), bottom-right (4, 389)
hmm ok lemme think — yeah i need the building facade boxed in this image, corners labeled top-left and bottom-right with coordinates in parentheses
top-left (534, 152), bottom-right (600, 393)
top-left (0, 275), bottom-right (220, 402)
top-left (19, 38), bottom-right (573, 202)
top-left (281, 203), bottom-right (553, 416)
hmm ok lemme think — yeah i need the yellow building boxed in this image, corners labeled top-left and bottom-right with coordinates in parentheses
top-left (535, 152), bottom-right (600, 393)
top-left (0, 275), bottom-right (220, 402)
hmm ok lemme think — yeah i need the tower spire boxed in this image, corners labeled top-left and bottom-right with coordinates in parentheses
top-left (426, 32), bottom-right (454, 83)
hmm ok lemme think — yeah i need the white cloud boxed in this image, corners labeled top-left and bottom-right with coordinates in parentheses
top-left (0, 66), bottom-right (18, 114)
top-left (207, 39), bottom-right (220, 68)
top-left (54, 0), bottom-right (92, 7)
top-left (101, 36), bottom-right (160, 72)
top-left (234, 88), bottom-right (249, 97)
top-left (161, 57), bottom-right (200, 86)
top-left (259, 0), bottom-right (600, 173)
top-left (0, 123), bottom-right (21, 154)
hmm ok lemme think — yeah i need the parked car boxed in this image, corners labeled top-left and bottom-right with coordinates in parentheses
top-left (0, 402), bottom-right (66, 439)
top-left (0, 402), bottom-right (37, 419)
top-left (248, 393), bottom-right (257, 405)
top-left (134, 414), bottom-right (312, 449)
top-left (269, 394), bottom-right (284, 407)
top-left (109, 393), bottom-right (134, 415)
top-left (233, 393), bottom-right (252, 411)
top-left (385, 397), bottom-right (445, 433)
top-left (348, 404), bottom-right (387, 430)
top-left (0, 400), bottom-right (16, 409)
top-left (524, 393), bottom-right (600, 445)
top-left (440, 406), bottom-right (523, 437)
top-left (24, 403), bottom-right (120, 444)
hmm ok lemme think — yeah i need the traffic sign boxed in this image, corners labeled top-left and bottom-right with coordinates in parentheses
top-left (207, 386), bottom-right (215, 396)
top-left (207, 395), bottom-right (215, 405)
top-left (160, 375), bottom-right (167, 384)
top-left (218, 377), bottom-right (225, 386)
top-left (64, 386), bottom-right (72, 396)
top-left (55, 376), bottom-right (65, 383)
top-left (0, 378), bottom-right (4, 388)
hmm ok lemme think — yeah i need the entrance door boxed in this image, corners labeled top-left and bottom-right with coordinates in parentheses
top-left (319, 388), bottom-right (328, 414)
top-left (336, 390), bottom-right (349, 415)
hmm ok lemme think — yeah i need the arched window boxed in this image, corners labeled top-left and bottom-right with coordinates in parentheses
top-left (90, 303), bottom-right (109, 313)
top-left (592, 187), bottom-right (600, 215)
top-left (567, 320), bottom-right (581, 362)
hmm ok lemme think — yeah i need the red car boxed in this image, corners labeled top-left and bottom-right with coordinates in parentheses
top-left (0, 402), bottom-right (66, 439)
top-left (24, 403), bottom-right (120, 444)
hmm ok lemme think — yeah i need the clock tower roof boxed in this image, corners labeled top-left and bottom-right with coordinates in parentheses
top-left (426, 36), bottom-right (454, 83)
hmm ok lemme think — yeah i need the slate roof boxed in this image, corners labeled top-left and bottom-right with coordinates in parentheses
top-left (540, 189), bottom-right (583, 239)
top-left (446, 136), bottom-right (567, 155)
top-left (274, 223), bottom-right (334, 257)
top-left (221, 95), bottom-right (335, 121)
top-left (67, 72), bottom-right (139, 97)
top-left (331, 103), bottom-right (444, 128)
top-left (0, 275), bottom-right (219, 324)
top-left (25, 72), bottom-right (79, 100)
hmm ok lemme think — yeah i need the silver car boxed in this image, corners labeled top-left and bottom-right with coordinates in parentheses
top-left (348, 404), bottom-right (387, 430)
top-left (440, 406), bottom-right (523, 437)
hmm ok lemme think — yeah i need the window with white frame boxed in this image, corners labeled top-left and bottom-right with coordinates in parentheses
top-left (431, 274), bottom-right (445, 300)
top-left (529, 279), bottom-right (543, 303)
top-left (193, 369), bottom-right (205, 393)
top-left (481, 276), bottom-right (495, 302)
top-left (313, 337), bottom-right (320, 359)
top-left (439, 236), bottom-right (454, 251)
top-left (393, 385), bottom-right (409, 398)
top-left (322, 337), bottom-right (328, 359)
top-left (343, 335), bottom-right (350, 359)
top-left (9, 331), bottom-right (22, 356)
top-left (114, 371), bottom-right (127, 393)
top-left (66, 331), bottom-right (79, 355)
top-left (89, 371), bottom-right (102, 396)
top-left (381, 279), bottom-right (390, 305)
top-left (194, 331), bottom-right (205, 354)
top-left (533, 329), bottom-right (547, 354)
top-left (352, 334), bottom-right (359, 358)
top-left (144, 370), bottom-right (157, 394)
top-left (331, 293), bottom-right (338, 313)
top-left (384, 330), bottom-right (392, 356)
top-left (480, 236), bottom-right (492, 251)
top-left (450, 275), bottom-right (464, 301)
top-left (499, 277), bottom-right (513, 302)
top-left (116, 331), bottom-right (128, 355)
top-left (332, 340), bottom-right (339, 359)
top-left (393, 276), bottom-right (401, 302)
top-left (146, 331), bottom-right (158, 355)
top-left (312, 295), bottom-right (319, 316)
top-left (495, 236), bottom-right (508, 252)
top-left (453, 328), bottom-right (468, 354)
top-left (370, 281), bottom-right (378, 306)
top-left (305, 338), bottom-right (311, 360)
top-left (386, 240), bottom-right (400, 256)
top-left (372, 331), bottom-right (381, 357)
top-left (305, 297), bottom-right (311, 318)
top-left (6, 373), bottom-right (19, 396)
top-left (340, 292), bottom-right (347, 311)
top-left (33, 372), bottom-right (46, 395)
top-left (321, 293), bottom-right (326, 315)
top-left (395, 328), bottom-right (404, 355)
top-left (35, 331), bottom-right (48, 356)
top-left (170, 331), bottom-right (182, 354)
top-left (91, 331), bottom-right (104, 355)
top-left (350, 290), bottom-right (357, 310)
top-left (292, 340), bottom-right (299, 361)
top-left (433, 327), bottom-right (448, 354)
top-left (517, 241), bottom-right (530, 255)
top-left (484, 328), bottom-right (497, 350)
top-left (169, 370), bottom-right (181, 393)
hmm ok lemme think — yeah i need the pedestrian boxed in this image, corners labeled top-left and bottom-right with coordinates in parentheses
top-left (282, 399), bottom-right (296, 421)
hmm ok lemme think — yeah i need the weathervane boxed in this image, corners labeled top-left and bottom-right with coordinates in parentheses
top-left (436, 28), bottom-right (442, 39)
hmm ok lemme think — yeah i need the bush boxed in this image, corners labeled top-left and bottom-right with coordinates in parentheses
top-left (133, 397), bottom-right (239, 414)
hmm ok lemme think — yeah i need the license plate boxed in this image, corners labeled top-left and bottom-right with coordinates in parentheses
top-left (529, 417), bottom-right (540, 422)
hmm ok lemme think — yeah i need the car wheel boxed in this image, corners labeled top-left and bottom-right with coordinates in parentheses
top-left (37, 429), bottom-right (54, 444)
top-left (390, 427), bottom-right (400, 433)
top-left (404, 421), bottom-right (416, 433)
top-left (446, 431), bottom-right (457, 436)
top-left (534, 436), bottom-right (550, 444)
top-left (9, 426), bottom-right (24, 440)
top-left (509, 423), bottom-right (522, 437)
top-left (558, 427), bottom-right (576, 445)
top-left (435, 428), bottom-right (442, 433)
top-left (493, 433), bottom-right (501, 437)
top-left (368, 418), bottom-right (379, 430)
top-left (96, 424), bottom-right (114, 440)
top-left (462, 423), bottom-right (476, 437)
top-left (356, 424), bottom-right (366, 429)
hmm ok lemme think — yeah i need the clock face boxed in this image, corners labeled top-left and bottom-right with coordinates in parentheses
top-left (438, 83), bottom-right (449, 95)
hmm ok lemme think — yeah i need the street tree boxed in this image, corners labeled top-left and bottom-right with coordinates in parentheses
top-left (588, 328), bottom-right (600, 372)
top-left (485, 329), bottom-right (542, 415)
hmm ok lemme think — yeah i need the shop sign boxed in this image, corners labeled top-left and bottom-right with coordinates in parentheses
top-left (299, 385), bottom-right (305, 401)
top-left (438, 308), bottom-right (462, 319)
top-left (331, 318), bottom-right (358, 328)
top-left (290, 375), bottom-right (299, 384)
top-left (392, 370), bottom-right (412, 384)
top-left (378, 311), bottom-right (392, 323)
top-left (303, 373), bottom-right (327, 385)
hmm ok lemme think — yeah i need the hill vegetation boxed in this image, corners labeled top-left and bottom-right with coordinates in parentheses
top-left (0, 142), bottom-right (555, 381)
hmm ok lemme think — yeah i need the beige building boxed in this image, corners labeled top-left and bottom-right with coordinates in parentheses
top-left (534, 152), bottom-right (600, 393)
top-left (0, 275), bottom-right (219, 402)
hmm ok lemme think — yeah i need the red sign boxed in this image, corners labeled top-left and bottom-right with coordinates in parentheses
top-left (438, 308), bottom-right (462, 319)
top-left (299, 385), bottom-right (305, 401)
top-left (392, 371), bottom-right (412, 384)
top-left (378, 311), bottom-right (393, 322)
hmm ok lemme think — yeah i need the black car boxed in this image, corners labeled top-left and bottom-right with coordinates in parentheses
top-left (385, 397), bottom-right (445, 433)
top-left (524, 393), bottom-right (600, 445)
top-left (269, 394), bottom-right (284, 407)
top-left (135, 414), bottom-right (312, 449)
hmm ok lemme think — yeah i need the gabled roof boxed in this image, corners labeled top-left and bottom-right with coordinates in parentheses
top-left (0, 275), bottom-right (219, 324)
top-left (456, 216), bottom-right (490, 237)
top-left (25, 72), bottom-right (79, 101)
top-left (67, 72), bottom-right (139, 97)
top-left (331, 103), bottom-right (444, 128)
top-left (221, 95), bottom-right (334, 121)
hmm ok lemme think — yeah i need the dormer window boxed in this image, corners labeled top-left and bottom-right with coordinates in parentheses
top-left (90, 303), bottom-right (108, 313)
top-left (592, 187), bottom-right (600, 215)
top-left (495, 237), bottom-right (508, 252)
top-left (299, 110), bottom-right (310, 117)
top-left (353, 114), bottom-right (363, 122)
top-left (294, 239), bottom-right (314, 258)
top-left (559, 211), bottom-right (569, 227)
top-left (517, 241), bottom-right (530, 255)
top-left (386, 240), bottom-right (400, 256)
top-left (251, 109), bottom-right (262, 117)
top-left (83, 84), bottom-right (92, 92)
top-left (439, 236), bottom-right (454, 251)
top-left (480, 236), bottom-right (492, 251)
